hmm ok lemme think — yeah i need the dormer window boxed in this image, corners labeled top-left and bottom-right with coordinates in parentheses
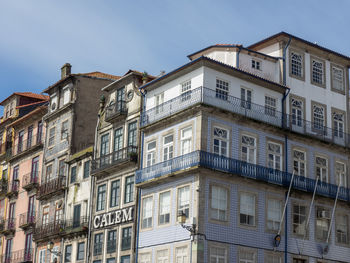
top-left (251, 59), bottom-right (261, 70)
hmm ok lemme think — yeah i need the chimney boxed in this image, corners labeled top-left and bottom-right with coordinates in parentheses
top-left (61, 63), bottom-right (72, 79)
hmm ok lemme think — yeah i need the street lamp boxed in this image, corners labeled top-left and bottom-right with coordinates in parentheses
top-left (177, 211), bottom-right (197, 237)
top-left (47, 241), bottom-right (61, 257)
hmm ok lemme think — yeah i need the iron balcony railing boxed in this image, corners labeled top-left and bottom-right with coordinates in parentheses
top-left (136, 151), bottom-right (350, 202)
top-left (141, 86), bottom-right (350, 147)
top-left (63, 216), bottom-right (89, 233)
top-left (22, 172), bottom-right (39, 191)
top-left (1, 218), bottom-right (16, 234)
top-left (12, 133), bottom-right (42, 156)
top-left (6, 180), bottom-right (19, 197)
top-left (0, 179), bottom-right (7, 195)
top-left (33, 220), bottom-right (64, 241)
top-left (92, 146), bottom-right (138, 172)
top-left (1, 249), bottom-right (33, 263)
top-left (105, 100), bottom-right (127, 121)
top-left (37, 176), bottom-right (66, 200)
top-left (19, 212), bottom-right (36, 229)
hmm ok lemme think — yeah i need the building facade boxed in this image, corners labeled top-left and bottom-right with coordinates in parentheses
top-left (135, 32), bottom-right (350, 263)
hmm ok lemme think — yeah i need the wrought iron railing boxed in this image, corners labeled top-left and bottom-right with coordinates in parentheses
top-left (33, 220), bottom-right (64, 241)
top-left (141, 86), bottom-right (350, 147)
top-left (12, 133), bottom-right (42, 156)
top-left (22, 171), bottom-right (39, 190)
top-left (1, 218), bottom-right (16, 234)
top-left (37, 176), bottom-right (66, 199)
top-left (19, 212), bottom-right (36, 228)
top-left (6, 180), bottom-right (19, 196)
top-left (1, 249), bottom-right (33, 263)
top-left (92, 146), bottom-right (138, 172)
top-left (0, 179), bottom-right (7, 195)
top-left (105, 101), bottom-right (127, 121)
top-left (63, 216), bottom-right (89, 233)
top-left (136, 151), bottom-right (350, 202)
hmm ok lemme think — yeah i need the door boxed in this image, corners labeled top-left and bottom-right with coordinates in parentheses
top-left (73, 204), bottom-right (81, 228)
top-left (24, 233), bottom-right (33, 260)
top-left (27, 125), bottom-right (33, 148)
top-left (18, 130), bottom-right (24, 153)
top-left (28, 196), bottom-right (35, 224)
top-left (8, 203), bottom-right (15, 229)
top-left (116, 87), bottom-right (125, 112)
top-left (31, 156), bottom-right (39, 183)
top-left (100, 134), bottom-right (110, 167)
top-left (113, 128), bottom-right (123, 161)
top-left (5, 239), bottom-right (12, 262)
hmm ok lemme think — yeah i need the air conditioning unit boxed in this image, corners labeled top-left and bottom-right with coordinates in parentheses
top-left (317, 210), bottom-right (330, 219)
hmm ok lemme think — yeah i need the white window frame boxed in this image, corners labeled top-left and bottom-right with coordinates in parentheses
top-left (61, 120), bottom-right (69, 141)
top-left (216, 79), bottom-right (229, 101)
top-left (331, 65), bottom-right (344, 92)
top-left (291, 98), bottom-right (303, 127)
top-left (159, 190), bottom-right (171, 225)
top-left (292, 203), bottom-right (307, 237)
top-left (181, 127), bottom-right (192, 155)
top-left (336, 214), bottom-right (348, 245)
top-left (174, 245), bottom-right (188, 263)
top-left (313, 104), bottom-right (325, 131)
top-left (315, 156), bottom-right (328, 183)
top-left (156, 249), bottom-right (169, 263)
top-left (141, 196), bottom-right (153, 229)
top-left (266, 198), bottom-right (282, 232)
top-left (291, 51), bottom-right (303, 77)
top-left (241, 134), bottom-right (256, 164)
top-left (210, 246), bottom-right (227, 263)
top-left (335, 161), bottom-right (347, 187)
top-left (315, 206), bottom-right (330, 242)
top-left (333, 111), bottom-right (344, 139)
top-left (139, 252), bottom-right (152, 263)
top-left (48, 126), bottom-right (56, 147)
top-left (210, 185), bottom-right (228, 221)
top-left (265, 96), bottom-right (277, 116)
top-left (155, 92), bottom-right (164, 114)
top-left (312, 59), bottom-right (324, 85)
top-left (181, 80), bottom-right (191, 102)
top-left (213, 127), bottom-right (229, 157)
top-left (146, 141), bottom-right (156, 167)
top-left (240, 87), bottom-right (252, 109)
top-left (293, 149), bottom-right (306, 177)
top-left (267, 142), bottom-right (282, 170)
top-left (239, 192), bottom-right (256, 227)
top-left (177, 185), bottom-right (190, 220)
top-left (163, 134), bottom-right (173, 161)
top-left (238, 248), bottom-right (256, 263)
top-left (251, 59), bottom-right (261, 70)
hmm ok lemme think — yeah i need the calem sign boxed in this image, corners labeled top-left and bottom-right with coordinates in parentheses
top-left (93, 206), bottom-right (134, 229)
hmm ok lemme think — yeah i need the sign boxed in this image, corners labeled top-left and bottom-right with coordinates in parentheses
top-left (93, 206), bottom-right (134, 229)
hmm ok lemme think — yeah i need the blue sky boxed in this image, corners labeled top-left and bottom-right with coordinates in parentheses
top-left (0, 0), bottom-right (349, 103)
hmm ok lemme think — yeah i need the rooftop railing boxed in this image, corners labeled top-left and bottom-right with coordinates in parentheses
top-left (12, 133), bottom-right (42, 156)
top-left (136, 151), bottom-right (350, 202)
top-left (105, 101), bottom-right (127, 122)
top-left (92, 146), bottom-right (137, 173)
top-left (141, 86), bottom-right (350, 147)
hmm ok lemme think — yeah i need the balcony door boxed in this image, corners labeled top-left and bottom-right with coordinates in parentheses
top-left (28, 195), bottom-right (35, 223)
top-left (8, 203), bottom-right (15, 228)
top-left (116, 87), bottom-right (125, 112)
top-left (73, 204), bottom-right (81, 228)
top-left (18, 130), bottom-right (24, 153)
top-left (5, 238), bottom-right (12, 261)
top-left (113, 128), bottom-right (123, 161)
top-left (100, 134), bottom-right (110, 167)
top-left (24, 233), bottom-right (33, 260)
top-left (31, 156), bottom-right (39, 183)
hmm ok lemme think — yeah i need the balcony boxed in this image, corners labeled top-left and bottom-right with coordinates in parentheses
top-left (19, 212), bottom-right (35, 230)
top-left (0, 179), bottom-right (8, 196)
top-left (0, 218), bottom-right (16, 236)
top-left (11, 133), bottom-right (43, 158)
top-left (136, 151), bottom-right (350, 202)
top-left (6, 180), bottom-right (19, 198)
top-left (61, 216), bottom-right (89, 237)
top-left (92, 146), bottom-right (138, 174)
top-left (1, 249), bottom-right (33, 263)
top-left (141, 86), bottom-right (350, 148)
top-left (33, 221), bottom-right (64, 242)
top-left (105, 101), bottom-right (127, 122)
top-left (37, 176), bottom-right (66, 200)
top-left (22, 172), bottom-right (39, 191)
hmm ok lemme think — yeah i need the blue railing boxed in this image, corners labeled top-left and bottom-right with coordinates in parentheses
top-left (136, 151), bottom-right (350, 202)
top-left (141, 87), bottom-right (350, 147)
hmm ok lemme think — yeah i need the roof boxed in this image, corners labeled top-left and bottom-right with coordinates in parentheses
top-left (140, 56), bottom-right (288, 93)
top-left (8, 105), bottom-right (48, 128)
top-left (123, 69), bottom-right (156, 79)
top-left (187, 44), bottom-right (278, 61)
top-left (16, 99), bottom-right (49, 109)
top-left (0, 92), bottom-right (49, 105)
top-left (248, 31), bottom-right (350, 63)
top-left (43, 71), bottom-right (120, 93)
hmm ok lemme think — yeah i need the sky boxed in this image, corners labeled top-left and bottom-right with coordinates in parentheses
top-left (0, 0), bottom-right (349, 105)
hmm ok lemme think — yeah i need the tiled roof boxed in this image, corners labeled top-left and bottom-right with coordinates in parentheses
top-left (80, 72), bottom-right (120, 80)
top-left (16, 100), bottom-right (49, 109)
top-left (0, 92), bottom-right (49, 105)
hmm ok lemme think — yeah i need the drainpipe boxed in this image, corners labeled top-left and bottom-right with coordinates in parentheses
top-left (281, 36), bottom-right (292, 128)
top-left (284, 134), bottom-right (288, 263)
top-left (281, 88), bottom-right (290, 128)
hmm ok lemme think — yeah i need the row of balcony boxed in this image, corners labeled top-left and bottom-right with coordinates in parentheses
top-left (0, 248), bottom-right (33, 263)
top-left (92, 146), bottom-right (138, 173)
top-left (33, 216), bottom-right (89, 241)
top-left (0, 212), bottom-right (36, 235)
top-left (140, 87), bottom-right (350, 148)
top-left (105, 100), bottom-right (128, 122)
top-left (136, 150), bottom-right (350, 202)
top-left (0, 173), bottom-right (40, 197)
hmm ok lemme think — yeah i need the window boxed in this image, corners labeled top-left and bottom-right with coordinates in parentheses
top-left (18, 130), bottom-right (24, 153)
top-left (210, 246), bottom-right (227, 263)
top-left (61, 120), bottom-right (68, 140)
top-left (163, 134), bottom-right (173, 161)
top-left (107, 230), bottom-right (117, 253)
top-left (336, 214), bottom-right (348, 244)
top-left (181, 80), bottom-right (191, 101)
top-left (100, 133), bottom-right (110, 166)
top-left (5, 239), bottom-right (12, 261)
top-left (175, 246), bottom-right (188, 263)
top-left (315, 156), bottom-right (328, 183)
top-left (70, 166), bottom-right (76, 184)
top-left (128, 121), bottom-right (137, 147)
top-left (27, 125), bottom-right (33, 148)
top-left (159, 191), bottom-right (171, 225)
top-left (266, 253), bottom-right (282, 263)
top-left (313, 104), bottom-right (325, 131)
top-left (290, 52), bottom-right (303, 77)
top-left (83, 160), bottom-right (90, 178)
top-left (312, 59), bottom-right (324, 85)
top-left (267, 199), bottom-right (282, 232)
top-left (38, 249), bottom-right (46, 263)
top-left (267, 142), bottom-right (282, 170)
top-left (94, 233), bottom-right (103, 256)
top-left (156, 249), bottom-right (169, 263)
top-left (335, 162), bottom-right (347, 187)
top-left (239, 192), bottom-right (256, 226)
top-left (181, 127), bottom-right (192, 155)
top-left (265, 96), bottom-right (276, 116)
top-left (239, 249), bottom-right (256, 263)
top-left (124, 176), bottom-right (134, 203)
top-left (58, 159), bottom-right (65, 176)
top-left (139, 253), bottom-right (151, 263)
top-left (292, 204), bottom-right (306, 236)
top-left (293, 259), bottom-right (306, 263)
top-left (107, 259), bottom-right (116, 263)
top-left (96, 184), bottom-right (106, 211)
top-left (333, 111), bottom-right (344, 138)
top-left (241, 135), bottom-right (256, 164)
top-left (316, 207), bottom-right (330, 241)
top-left (210, 185), bottom-right (228, 221)
top-left (48, 127), bottom-right (56, 147)
top-left (146, 141), bottom-right (156, 167)
top-left (121, 227), bottom-right (132, 250)
top-left (177, 186), bottom-right (190, 218)
top-left (121, 255), bottom-right (131, 263)
top-left (42, 206), bottom-right (49, 225)
top-left (37, 121), bottom-right (43, 143)
top-left (332, 65), bottom-right (344, 92)
top-left (291, 98), bottom-right (303, 127)
top-left (293, 150), bottom-right (306, 177)
top-left (64, 245), bottom-right (72, 262)
top-left (110, 180), bottom-right (120, 208)
top-left (213, 127), bottom-right (228, 157)
top-left (76, 242), bottom-right (84, 261)
top-left (241, 88), bottom-right (252, 109)
top-left (114, 127), bottom-right (123, 160)
top-left (155, 92), bottom-right (164, 114)
top-left (141, 196), bottom-right (153, 229)
top-left (216, 79), bottom-right (229, 100)
top-left (251, 59), bottom-right (261, 70)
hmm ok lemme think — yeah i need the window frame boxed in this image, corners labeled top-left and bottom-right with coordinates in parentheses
top-left (181, 80), bottom-right (192, 102)
top-left (213, 126), bottom-right (229, 157)
top-left (156, 248), bottom-right (170, 263)
top-left (310, 56), bottom-right (326, 88)
top-left (264, 95), bottom-right (277, 117)
top-left (266, 197), bottom-right (283, 233)
top-left (238, 191), bottom-right (257, 228)
top-left (61, 119), bottom-right (69, 141)
top-left (289, 48), bottom-right (305, 80)
top-left (315, 206), bottom-right (331, 242)
top-left (311, 101), bottom-right (327, 133)
top-left (64, 244), bottom-right (72, 262)
top-left (124, 175), bottom-right (134, 204)
top-left (335, 212), bottom-right (349, 246)
top-left (292, 202), bottom-right (308, 238)
top-left (141, 195), bottom-right (153, 230)
top-left (209, 184), bottom-right (229, 222)
top-left (146, 140), bottom-right (156, 167)
top-left (266, 140), bottom-right (283, 171)
top-left (121, 226), bottom-right (132, 251)
top-left (180, 126), bottom-right (192, 155)
top-left (240, 87), bottom-right (252, 109)
top-left (292, 148), bottom-right (307, 177)
top-left (162, 134), bottom-right (174, 162)
top-left (330, 63), bottom-right (345, 94)
top-left (158, 190), bottom-right (171, 226)
top-left (76, 242), bottom-right (85, 261)
top-left (96, 184), bottom-right (106, 212)
top-left (109, 179), bottom-right (120, 208)
top-left (238, 246), bottom-right (257, 263)
top-left (335, 160), bottom-right (347, 188)
top-left (315, 155), bottom-right (328, 183)
top-left (240, 133), bottom-right (257, 164)
top-left (251, 59), bottom-right (262, 71)
top-left (177, 184), bottom-right (191, 222)
top-left (332, 108), bottom-right (345, 139)
top-left (48, 126), bottom-right (56, 148)
top-left (70, 165), bottom-right (77, 184)
top-left (216, 78), bottom-right (229, 101)
top-left (83, 160), bottom-right (90, 179)
top-left (210, 245), bottom-right (228, 263)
